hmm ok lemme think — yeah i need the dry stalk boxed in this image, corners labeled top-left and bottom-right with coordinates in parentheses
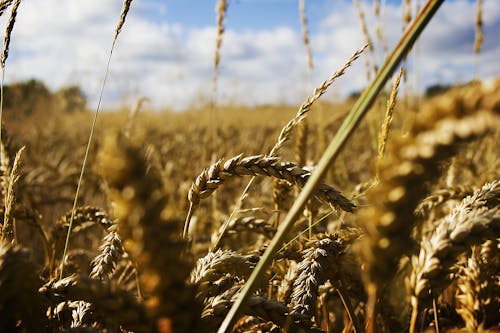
top-left (409, 181), bottom-right (500, 332)
top-left (353, 0), bottom-right (374, 80)
top-left (61, 0), bottom-right (134, 278)
top-left (474, 0), bottom-right (483, 54)
top-left (214, 0), bottom-right (227, 90)
top-left (0, 0), bottom-right (21, 155)
top-left (299, 0), bottom-right (313, 73)
top-left (373, 0), bottom-right (388, 55)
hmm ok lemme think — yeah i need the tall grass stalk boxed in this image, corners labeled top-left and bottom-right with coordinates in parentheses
top-left (217, 1), bottom-right (444, 331)
top-left (59, 0), bottom-right (133, 279)
top-left (0, 0), bottom-right (20, 145)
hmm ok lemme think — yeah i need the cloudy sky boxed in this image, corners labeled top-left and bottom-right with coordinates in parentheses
top-left (3, 0), bottom-right (500, 110)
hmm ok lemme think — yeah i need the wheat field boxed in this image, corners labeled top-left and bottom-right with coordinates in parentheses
top-left (0, 0), bottom-right (498, 333)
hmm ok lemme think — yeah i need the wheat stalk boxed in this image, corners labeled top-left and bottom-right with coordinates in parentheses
top-left (60, 0), bottom-right (134, 278)
top-left (299, 0), bottom-right (313, 73)
top-left (474, 0), bottom-right (483, 54)
top-left (0, 0), bottom-right (21, 148)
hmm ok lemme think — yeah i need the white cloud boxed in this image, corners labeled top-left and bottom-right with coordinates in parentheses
top-left (3, 0), bottom-right (500, 111)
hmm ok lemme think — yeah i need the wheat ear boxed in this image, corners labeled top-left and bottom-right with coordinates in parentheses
top-left (89, 226), bottom-right (125, 280)
top-left (185, 154), bottom-right (355, 237)
top-left (409, 181), bottom-right (500, 333)
top-left (41, 274), bottom-right (152, 332)
top-left (0, 145), bottom-right (23, 243)
top-left (203, 285), bottom-right (322, 333)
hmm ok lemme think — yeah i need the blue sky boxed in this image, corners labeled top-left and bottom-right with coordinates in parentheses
top-left (3, 0), bottom-right (500, 110)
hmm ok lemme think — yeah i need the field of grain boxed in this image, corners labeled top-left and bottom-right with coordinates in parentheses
top-left (0, 0), bottom-right (498, 332)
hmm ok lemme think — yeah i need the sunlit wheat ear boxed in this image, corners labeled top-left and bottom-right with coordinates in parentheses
top-left (271, 44), bottom-right (367, 157)
top-left (377, 67), bottom-right (403, 165)
top-left (115, 0), bottom-right (132, 40)
top-left (355, 81), bottom-right (500, 332)
top-left (60, 0), bottom-right (134, 279)
top-left (216, 45), bottom-right (366, 246)
top-left (184, 154), bottom-right (356, 237)
top-left (408, 180), bottom-right (500, 333)
top-left (1, 145), bottom-right (24, 244)
top-left (456, 240), bottom-right (500, 332)
top-left (89, 226), bottom-right (125, 280)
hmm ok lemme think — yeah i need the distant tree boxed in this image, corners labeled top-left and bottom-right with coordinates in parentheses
top-left (425, 83), bottom-right (451, 97)
top-left (3, 79), bottom-right (52, 117)
top-left (55, 86), bottom-right (87, 113)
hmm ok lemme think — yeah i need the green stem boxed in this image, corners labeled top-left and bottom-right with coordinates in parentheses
top-left (216, 1), bottom-right (444, 332)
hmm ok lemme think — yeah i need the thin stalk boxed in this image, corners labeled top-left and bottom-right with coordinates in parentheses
top-left (59, 39), bottom-right (116, 279)
top-left (217, 1), bottom-right (443, 332)
top-left (433, 299), bottom-right (440, 333)
top-left (337, 287), bottom-right (363, 333)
